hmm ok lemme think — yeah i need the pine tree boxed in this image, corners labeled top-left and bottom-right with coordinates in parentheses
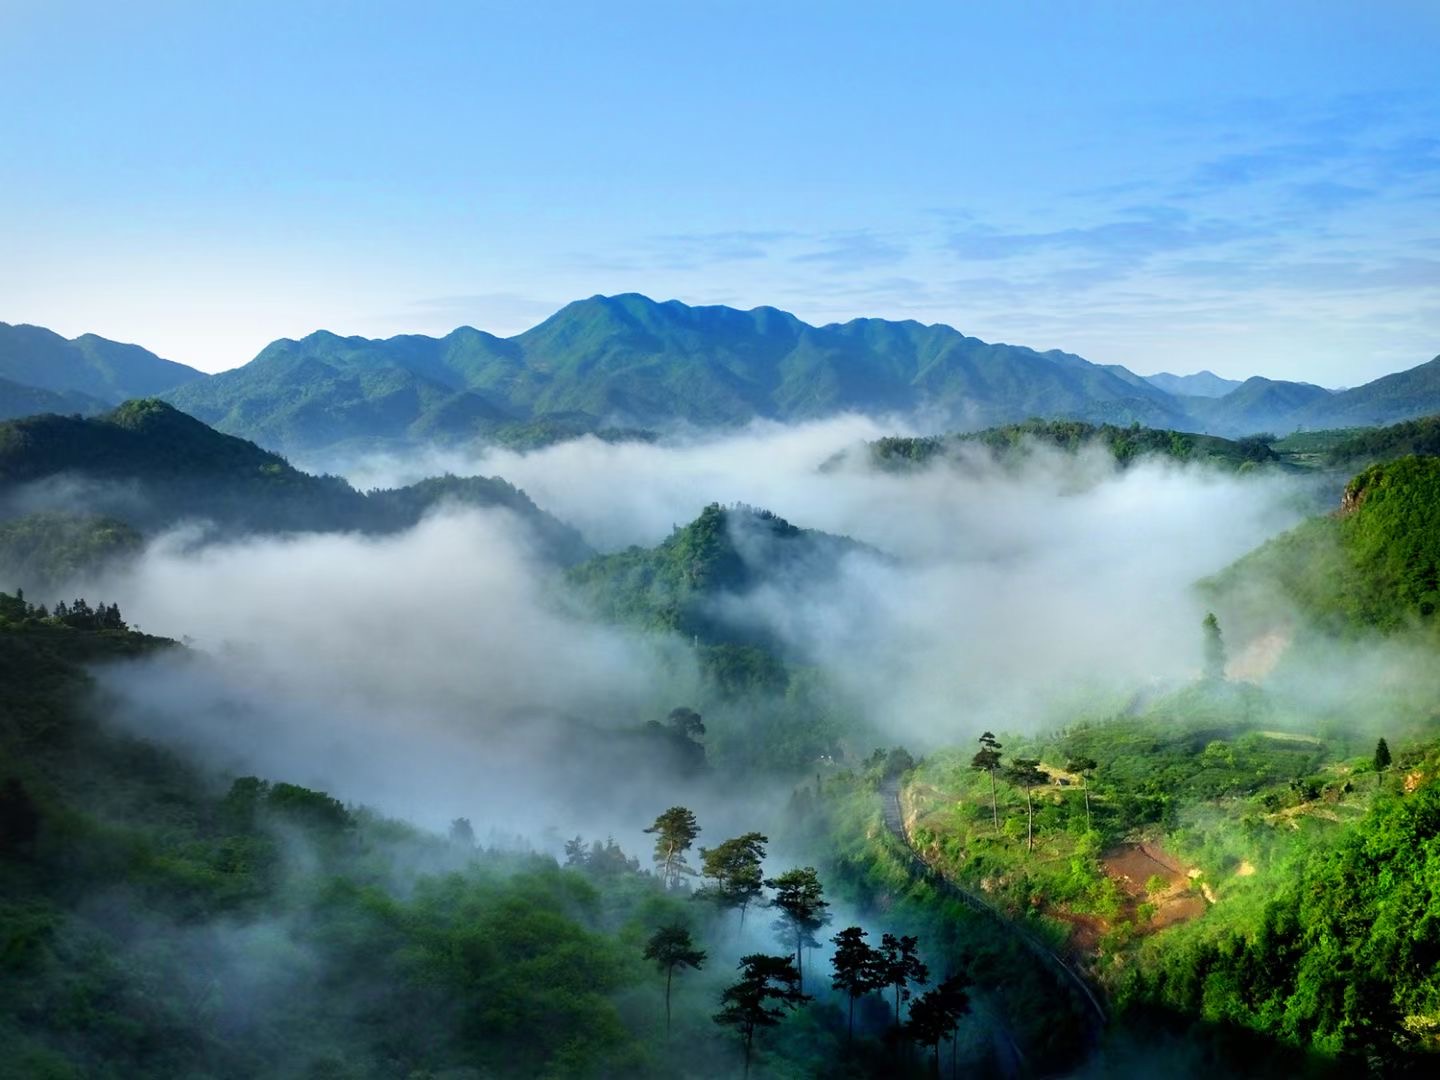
top-left (877, 932), bottom-right (929, 1029)
top-left (1203, 612), bottom-right (1226, 680)
top-left (970, 732), bottom-right (1003, 832)
top-left (698, 832), bottom-right (768, 929)
top-left (448, 817), bottom-right (475, 847)
top-left (1374, 737), bottom-right (1392, 788)
top-left (644, 925), bottom-right (706, 1036)
top-left (714, 953), bottom-right (809, 1078)
top-left (830, 926), bottom-right (884, 1044)
top-left (1067, 756), bottom-right (1098, 832)
top-left (1005, 758), bottom-right (1048, 853)
top-left (644, 806), bottom-right (700, 889)
top-left (765, 867), bottom-right (830, 991)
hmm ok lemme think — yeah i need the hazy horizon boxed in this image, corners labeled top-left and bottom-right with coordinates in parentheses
top-left (1, 290), bottom-right (1429, 391)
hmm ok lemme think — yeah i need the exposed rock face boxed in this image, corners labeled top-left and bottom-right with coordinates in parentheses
top-left (1340, 479), bottom-right (1370, 515)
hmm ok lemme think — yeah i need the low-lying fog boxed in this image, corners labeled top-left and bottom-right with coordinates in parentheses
top-left (69, 417), bottom-right (1316, 846)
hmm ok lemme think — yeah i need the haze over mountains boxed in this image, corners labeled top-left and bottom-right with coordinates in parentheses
top-left (0, 400), bottom-right (590, 573)
top-left (4, 296), bottom-right (1439, 452)
top-left (0, 322), bottom-right (205, 415)
top-left (6, 303), bottom-right (1440, 1078)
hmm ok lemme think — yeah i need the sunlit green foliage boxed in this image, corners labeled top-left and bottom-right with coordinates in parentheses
top-left (1119, 762), bottom-right (1440, 1070)
top-left (1207, 455), bottom-right (1440, 634)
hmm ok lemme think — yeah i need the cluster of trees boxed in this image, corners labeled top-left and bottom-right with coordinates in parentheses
top-left (647, 914), bottom-right (968, 1076)
top-left (862, 420), bottom-right (1275, 473)
top-left (1326, 413), bottom-right (1440, 464)
top-left (0, 588), bottom-right (126, 630)
top-left (563, 834), bottom-right (643, 876)
top-left (50, 597), bottom-right (127, 631)
top-left (968, 730), bottom-right (1096, 852)
top-left (1121, 752), bottom-right (1440, 1070)
top-left (635, 802), bottom-right (973, 1075)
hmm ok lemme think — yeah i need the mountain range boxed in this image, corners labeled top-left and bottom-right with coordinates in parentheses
top-left (0, 322), bottom-right (204, 407)
top-left (3, 296), bottom-right (1438, 450)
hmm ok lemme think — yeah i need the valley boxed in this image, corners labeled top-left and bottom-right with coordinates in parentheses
top-left (3, 376), bottom-right (1440, 1075)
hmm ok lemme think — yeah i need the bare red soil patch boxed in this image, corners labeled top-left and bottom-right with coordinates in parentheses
top-left (1102, 843), bottom-right (1185, 896)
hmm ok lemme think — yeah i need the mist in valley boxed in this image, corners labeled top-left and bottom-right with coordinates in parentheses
top-left (8, 415), bottom-right (1436, 1078)
top-left (38, 419), bottom-right (1326, 851)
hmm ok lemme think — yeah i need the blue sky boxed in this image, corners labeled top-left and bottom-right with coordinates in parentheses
top-left (2, 1), bottom-right (1437, 384)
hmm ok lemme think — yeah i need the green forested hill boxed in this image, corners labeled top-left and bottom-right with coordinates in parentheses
top-left (0, 399), bottom-right (370, 534)
top-left (0, 322), bottom-right (204, 403)
top-left (565, 504), bottom-right (876, 764)
top-left (0, 596), bottom-right (675, 1077)
top-left (0, 401), bottom-right (590, 580)
top-left (4, 304), bottom-right (1437, 451)
top-left (1325, 413), bottom-right (1440, 465)
top-left (567, 502), bottom-right (868, 650)
top-left (842, 419), bottom-right (1278, 473)
top-left (163, 294), bottom-right (1191, 452)
top-left (1118, 756), bottom-right (1440, 1070)
top-left (1206, 455), bottom-right (1440, 634)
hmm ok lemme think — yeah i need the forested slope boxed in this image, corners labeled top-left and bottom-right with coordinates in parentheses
top-left (0, 401), bottom-right (590, 584)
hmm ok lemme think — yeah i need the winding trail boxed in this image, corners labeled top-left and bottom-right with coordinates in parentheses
top-left (880, 778), bottom-right (1110, 1038)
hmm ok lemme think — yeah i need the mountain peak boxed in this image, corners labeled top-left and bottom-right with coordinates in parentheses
top-left (0, 322), bottom-right (205, 404)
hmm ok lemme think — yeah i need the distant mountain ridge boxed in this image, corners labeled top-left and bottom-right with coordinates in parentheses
top-left (1142, 370), bottom-right (1244, 399)
top-left (1186, 376), bottom-right (1335, 434)
top-left (162, 293), bottom-right (1192, 453)
top-left (0, 375), bottom-right (108, 422)
top-left (0, 322), bottom-right (205, 403)
top-left (2, 298), bottom-right (1437, 448)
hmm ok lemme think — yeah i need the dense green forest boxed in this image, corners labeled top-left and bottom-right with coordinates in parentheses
top-left (0, 514), bottom-right (143, 593)
top-left (0, 596), bottom-right (1040, 1078)
top-left (1204, 455), bottom-right (1440, 636)
top-left (8, 396), bottom-right (1440, 1075)
top-left (1325, 414), bottom-right (1440, 465)
top-left (0, 401), bottom-right (590, 589)
top-left (565, 503), bottom-right (875, 771)
top-left (841, 420), bottom-right (1279, 474)
top-left (566, 503), bottom-right (870, 650)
